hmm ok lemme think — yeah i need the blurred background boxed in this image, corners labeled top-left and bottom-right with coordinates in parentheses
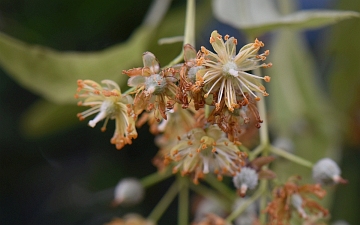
top-left (0, 0), bottom-right (359, 224)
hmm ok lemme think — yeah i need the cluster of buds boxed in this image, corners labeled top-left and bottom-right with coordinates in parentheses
top-left (75, 30), bottom-right (272, 184)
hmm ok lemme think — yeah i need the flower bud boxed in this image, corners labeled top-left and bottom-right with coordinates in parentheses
top-left (312, 158), bottom-right (347, 185)
top-left (113, 178), bottom-right (144, 206)
top-left (233, 167), bottom-right (258, 197)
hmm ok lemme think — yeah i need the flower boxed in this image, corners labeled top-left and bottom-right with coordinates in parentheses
top-left (169, 125), bottom-right (246, 184)
top-left (177, 44), bottom-right (206, 110)
top-left (197, 30), bottom-right (271, 112)
top-left (264, 176), bottom-right (328, 225)
top-left (123, 52), bottom-right (178, 121)
top-left (208, 92), bottom-right (263, 143)
top-left (75, 79), bottom-right (137, 150)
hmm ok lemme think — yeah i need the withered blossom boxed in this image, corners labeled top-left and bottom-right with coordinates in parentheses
top-left (197, 30), bottom-right (271, 112)
top-left (75, 79), bottom-right (137, 150)
top-left (208, 92), bottom-right (263, 143)
top-left (168, 124), bottom-right (247, 184)
top-left (123, 52), bottom-right (178, 121)
top-left (264, 176), bottom-right (328, 225)
top-left (177, 44), bottom-right (206, 110)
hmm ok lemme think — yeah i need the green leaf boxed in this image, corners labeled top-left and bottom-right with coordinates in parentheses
top-left (268, 30), bottom-right (340, 178)
top-left (212, 0), bottom-right (359, 36)
top-left (268, 30), bottom-right (341, 209)
top-left (19, 100), bottom-right (81, 138)
top-left (0, 26), bottom-right (154, 104)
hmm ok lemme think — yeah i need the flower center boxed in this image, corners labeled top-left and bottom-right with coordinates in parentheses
top-left (222, 61), bottom-right (238, 78)
top-left (145, 74), bottom-right (167, 94)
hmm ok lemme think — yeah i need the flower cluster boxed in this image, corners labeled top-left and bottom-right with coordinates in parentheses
top-left (75, 30), bottom-right (271, 182)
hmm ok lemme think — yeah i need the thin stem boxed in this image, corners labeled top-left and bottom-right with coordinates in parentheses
top-left (123, 86), bottom-right (136, 95)
top-left (140, 168), bottom-right (173, 188)
top-left (225, 187), bottom-right (264, 223)
top-left (164, 0), bottom-right (196, 68)
top-left (189, 182), bottom-right (232, 208)
top-left (147, 180), bottom-right (180, 223)
top-left (249, 144), bottom-right (266, 161)
top-left (270, 146), bottom-right (314, 168)
top-left (183, 0), bottom-right (196, 47)
top-left (259, 179), bottom-right (268, 224)
top-left (178, 177), bottom-right (189, 225)
top-left (204, 174), bottom-right (236, 201)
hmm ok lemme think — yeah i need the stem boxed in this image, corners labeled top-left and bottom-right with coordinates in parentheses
top-left (259, 179), bottom-right (268, 224)
top-left (204, 174), bottom-right (236, 201)
top-left (270, 146), bottom-right (313, 168)
top-left (249, 144), bottom-right (265, 161)
top-left (147, 180), bottom-right (180, 223)
top-left (140, 168), bottom-right (173, 188)
top-left (253, 66), bottom-right (270, 224)
top-left (225, 187), bottom-right (264, 223)
top-left (183, 0), bottom-right (196, 47)
top-left (189, 182), bottom-right (231, 208)
top-left (178, 177), bottom-right (189, 225)
top-left (164, 0), bottom-right (196, 68)
top-left (123, 86), bottom-right (136, 95)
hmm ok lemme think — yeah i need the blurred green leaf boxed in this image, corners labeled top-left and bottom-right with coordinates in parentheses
top-left (0, 26), bottom-right (153, 104)
top-left (268, 30), bottom-right (340, 183)
top-left (19, 100), bottom-right (80, 138)
top-left (212, 0), bottom-right (359, 36)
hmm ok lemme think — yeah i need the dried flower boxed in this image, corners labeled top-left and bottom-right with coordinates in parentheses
top-left (75, 79), bottom-right (137, 150)
top-left (208, 92), bottom-right (263, 142)
top-left (312, 158), bottom-right (347, 185)
top-left (197, 30), bottom-right (271, 112)
top-left (177, 44), bottom-right (206, 110)
top-left (169, 125), bottom-right (246, 184)
top-left (264, 176), bottom-right (328, 225)
top-left (123, 52), bottom-right (178, 121)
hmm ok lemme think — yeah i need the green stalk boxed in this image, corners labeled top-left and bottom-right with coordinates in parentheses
top-left (140, 168), bottom-right (173, 188)
top-left (225, 187), bottom-right (264, 223)
top-left (270, 146), bottom-right (313, 168)
top-left (165, 0), bottom-right (196, 67)
top-left (204, 174), bottom-right (236, 201)
top-left (147, 180), bottom-right (180, 223)
top-left (178, 177), bottom-right (189, 225)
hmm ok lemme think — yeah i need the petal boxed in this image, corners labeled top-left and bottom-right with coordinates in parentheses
top-left (142, 51), bottom-right (160, 73)
top-left (127, 75), bottom-right (146, 87)
top-left (225, 37), bottom-right (237, 58)
top-left (209, 30), bottom-right (228, 61)
top-left (184, 44), bottom-right (197, 62)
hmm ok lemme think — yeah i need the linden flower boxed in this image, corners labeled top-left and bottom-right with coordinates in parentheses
top-left (197, 30), bottom-right (272, 112)
top-left (169, 125), bottom-right (246, 184)
top-left (177, 44), bottom-right (206, 110)
top-left (75, 79), bottom-right (137, 150)
top-left (123, 51), bottom-right (178, 121)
